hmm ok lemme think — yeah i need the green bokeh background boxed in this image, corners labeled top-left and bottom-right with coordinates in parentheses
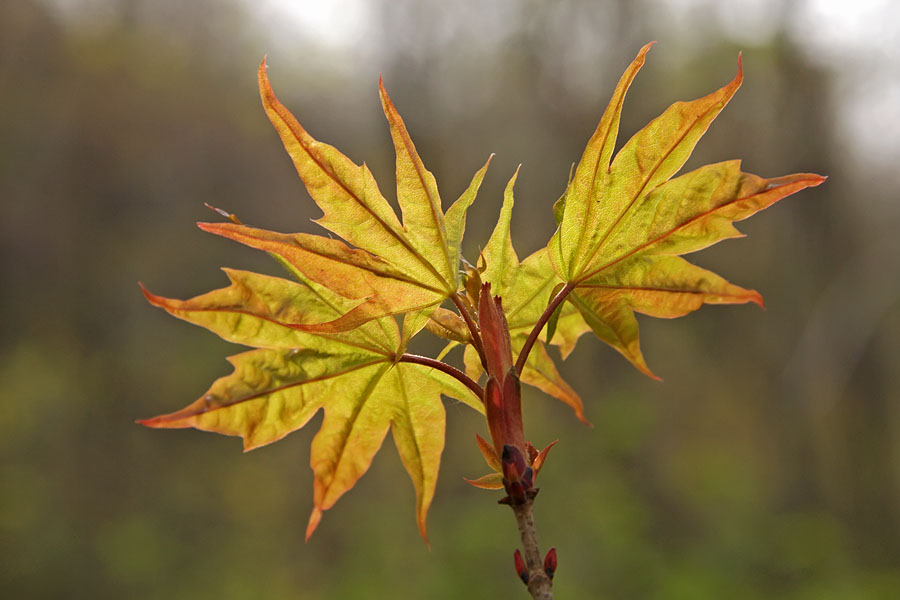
top-left (3, 1), bottom-right (899, 598)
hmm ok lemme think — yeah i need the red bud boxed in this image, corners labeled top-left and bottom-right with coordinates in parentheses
top-left (500, 368), bottom-right (525, 452)
top-left (483, 376), bottom-right (505, 457)
top-left (544, 547), bottom-right (557, 580)
top-left (478, 283), bottom-right (512, 378)
top-left (514, 549), bottom-right (528, 585)
top-left (500, 444), bottom-right (533, 505)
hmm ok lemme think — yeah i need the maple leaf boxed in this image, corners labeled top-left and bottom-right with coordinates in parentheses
top-left (140, 269), bottom-right (479, 541)
top-left (139, 60), bottom-right (495, 542)
top-left (545, 42), bottom-right (826, 377)
top-left (202, 59), bottom-right (491, 339)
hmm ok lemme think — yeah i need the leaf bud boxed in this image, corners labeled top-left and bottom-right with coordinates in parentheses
top-left (514, 549), bottom-right (529, 585)
top-left (544, 547), bottom-right (557, 580)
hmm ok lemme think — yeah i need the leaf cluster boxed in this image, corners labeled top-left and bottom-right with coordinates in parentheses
top-left (141, 44), bottom-right (824, 539)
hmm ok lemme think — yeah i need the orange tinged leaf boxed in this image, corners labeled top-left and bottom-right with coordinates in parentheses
top-left (255, 58), bottom-right (490, 331)
top-left (551, 41), bottom-right (654, 278)
top-left (546, 45), bottom-right (825, 375)
top-left (475, 432), bottom-right (502, 472)
top-left (514, 337), bottom-right (589, 424)
top-left (141, 47), bottom-right (825, 545)
top-left (531, 439), bottom-right (558, 481)
top-left (379, 76), bottom-right (455, 283)
top-left (140, 270), bottom-right (479, 541)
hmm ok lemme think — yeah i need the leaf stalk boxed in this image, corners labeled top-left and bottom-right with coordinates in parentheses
top-left (514, 282), bottom-right (576, 374)
top-left (451, 292), bottom-right (488, 368)
top-left (398, 353), bottom-right (484, 400)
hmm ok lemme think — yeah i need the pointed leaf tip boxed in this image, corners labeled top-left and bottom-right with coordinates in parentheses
top-left (377, 73), bottom-right (388, 101)
top-left (417, 514), bottom-right (431, 547)
top-left (137, 280), bottom-right (151, 299)
top-left (646, 367), bottom-right (663, 382)
top-left (638, 40), bottom-right (655, 57)
top-left (531, 439), bottom-right (558, 480)
top-left (750, 290), bottom-right (765, 309)
top-left (305, 507), bottom-right (322, 542)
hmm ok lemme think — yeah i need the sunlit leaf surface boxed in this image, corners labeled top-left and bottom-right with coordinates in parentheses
top-left (142, 44), bottom-right (824, 540)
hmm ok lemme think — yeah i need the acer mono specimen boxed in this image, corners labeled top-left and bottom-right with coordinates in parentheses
top-left (140, 43), bottom-right (824, 599)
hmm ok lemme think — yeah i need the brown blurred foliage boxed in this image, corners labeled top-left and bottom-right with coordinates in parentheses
top-left (1, 0), bottom-right (898, 598)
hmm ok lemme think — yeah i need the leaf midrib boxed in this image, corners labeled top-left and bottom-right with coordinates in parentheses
top-left (393, 115), bottom-right (455, 284)
top-left (569, 74), bottom-right (633, 277)
top-left (575, 175), bottom-right (813, 285)
top-left (576, 98), bottom-right (726, 278)
top-left (319, 363), bottom-right (391, 503)
top-left (198, 358), bottom-right (386, 415)
top-left (179, 303), bottom-right (395, 357)
top-left (577, 283), bottom-right (750, 298)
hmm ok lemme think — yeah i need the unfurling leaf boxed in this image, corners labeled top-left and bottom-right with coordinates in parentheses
top-left (425, 307), bottom-right (471, 342)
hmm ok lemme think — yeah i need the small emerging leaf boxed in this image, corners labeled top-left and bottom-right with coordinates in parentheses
top-left (531, 440), bottom-right (558, 480)
top-left (464, 472), bottom-right (505, 490)
top-left (476, 432), bottom-right (502, 472)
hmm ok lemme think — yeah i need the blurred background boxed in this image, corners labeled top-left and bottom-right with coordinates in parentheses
top-left (2, 0), bottom-right (898, 597)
